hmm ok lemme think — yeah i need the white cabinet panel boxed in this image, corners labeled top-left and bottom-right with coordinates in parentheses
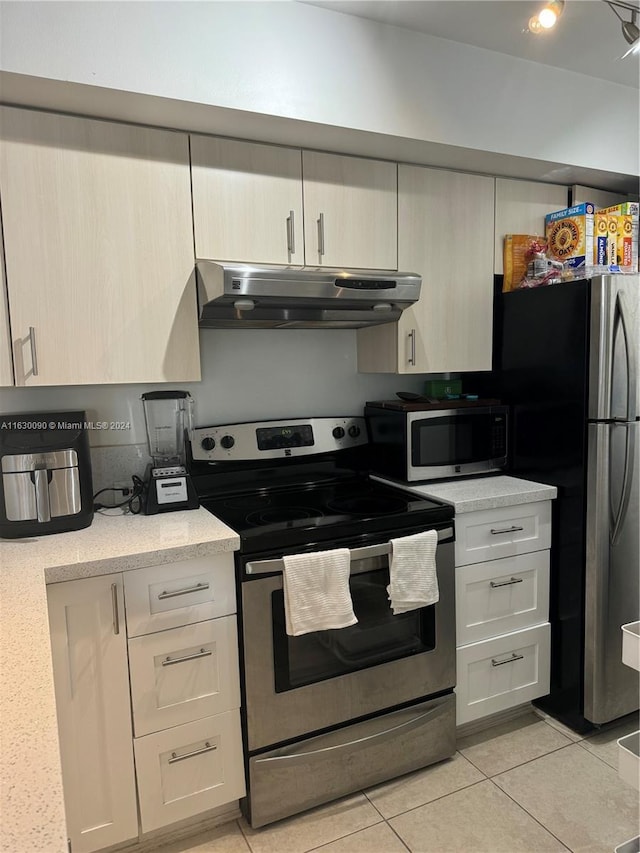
top-left (456, 550), bottom-right (550, 646)
top-left (191, 135), bottom-right (304, 265)
top-left (302, 150), bottom-right (397, 270)
top-left (357, 165), bottom-right (494, 373)
top-left (128, 616), bottom-right (240, 736)
top-left (455, 501), bottom-right (552, 567)
top-left (456, 623), bottom-right (551, 725)
top-left (134, 711), bottom-right (245, 833)
top-left (0, 221), bottom-right (13, 386)
top-left (0, 106), bottom-right (199, 386)
top-left (47, 575), bottom-right (137, 853)
top-left (572, 185), bottom-right (626, 208)
top-left (124, 554), bottom-right (236, 637)
top-left (494, 179), bottom-right (569, 274)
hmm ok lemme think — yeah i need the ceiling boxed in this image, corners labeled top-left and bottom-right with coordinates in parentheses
top-left (301, 0), bottom-right (640, 88)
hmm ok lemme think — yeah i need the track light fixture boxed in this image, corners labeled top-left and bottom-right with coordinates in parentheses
top-left (604, 0), bottom-right (640, 51)
top-left (528, 0), bottom-right (565, 34)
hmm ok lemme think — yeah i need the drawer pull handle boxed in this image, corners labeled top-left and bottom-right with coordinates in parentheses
top-left (162, 648), bottom-right (212, 667)
top-left (168, 741), bottom-right (217, 764)
top-left (491, 652), bottom-right (524, 667)
top-left (158, 582), bottom-right (210, 600)
top-left (490, 525), bottom-right (524, 535)
top-left (490, 577), bottom-right (524, 589)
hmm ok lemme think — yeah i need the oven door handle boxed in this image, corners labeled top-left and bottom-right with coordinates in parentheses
top-left (245, 526), bottom-right (454, 575)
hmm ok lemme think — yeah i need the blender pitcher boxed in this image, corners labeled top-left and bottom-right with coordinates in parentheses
top-left (141, 391), bottom-right (198, 513)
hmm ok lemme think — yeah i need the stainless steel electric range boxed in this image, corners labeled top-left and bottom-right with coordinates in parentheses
top-left (189, 416), bottom-right (456, 828)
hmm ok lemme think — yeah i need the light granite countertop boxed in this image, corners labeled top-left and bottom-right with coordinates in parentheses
top-left (374, 475), bottom-right (557, 513)
top-left (0, 507), bottom-right (239, 853)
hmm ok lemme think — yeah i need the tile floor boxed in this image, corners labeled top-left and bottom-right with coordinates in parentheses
top-left (156, 710), bottom-right (640, 853)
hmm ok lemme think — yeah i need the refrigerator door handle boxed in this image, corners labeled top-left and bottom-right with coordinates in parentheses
top-left (611, 421), bottom-right (635, 546)
top-left (616, 291), bottom-right (637, 422)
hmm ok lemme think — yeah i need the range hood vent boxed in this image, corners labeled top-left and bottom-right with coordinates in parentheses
top-left (196, 262), bottom-right (421, 329)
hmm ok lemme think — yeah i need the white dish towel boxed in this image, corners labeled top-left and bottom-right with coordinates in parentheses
top-left (387, 529), bottom-right (439, 615)
top-left (282, 548), bottom-right (358, 637)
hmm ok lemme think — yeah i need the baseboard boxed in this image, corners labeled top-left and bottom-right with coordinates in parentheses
top-left (101, 802), bottom-right (242, 853)
top-left (455, 703), bottom-right (534, 739)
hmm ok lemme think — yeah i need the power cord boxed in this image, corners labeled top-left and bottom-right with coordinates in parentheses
top-left (93, 475), bottom-right (145, 515)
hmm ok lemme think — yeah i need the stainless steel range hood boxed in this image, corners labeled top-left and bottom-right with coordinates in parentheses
top-left (196, 262), bottom-right (421, 329)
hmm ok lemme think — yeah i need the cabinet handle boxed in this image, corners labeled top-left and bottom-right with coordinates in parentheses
top-left (407, 329), bottom-right (416, 366)
top-left (286, 210), bottom-right (296, 255)
top-left (111, 583), bottom-right (120, 635)
top-left (162, 648), bottom-right (212, 667)
top-left (490, 525), bottom-right (524, 535)
top-left (317, 212), bottom-right (325, 257)
top-left (491, 652), bottom-right (524, 667)
top-left (489, 577), bottom-right (524, 589)
top-left (168, 741), bottom-right (217, 764)
top-left (28, 326), bottom-right (39, 377)
top-left (158, 581), bottom-right (209, 600)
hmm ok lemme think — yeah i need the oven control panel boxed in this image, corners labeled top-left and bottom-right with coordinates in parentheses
top-left (190, 417), bottom-right (367, 462)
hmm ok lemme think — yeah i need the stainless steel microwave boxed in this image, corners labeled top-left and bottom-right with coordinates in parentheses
top-left (364, 402), bottom-right (508, 482)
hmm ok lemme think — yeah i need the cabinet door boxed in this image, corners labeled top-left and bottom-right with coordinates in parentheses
top-left (302, 151), bottom-right (397, 270)
top-left (572, 185), bottom-right (625, 208)
top-left (357, 166), bottom-right (494, 373)
top-left (191, 136), bottom-right (303, 265)
top-left (494, 178), bottom-right (568, 273)
top-left (0, 215), bottom-right (14, 386)
top-left (0, 107), bottom-right (199, 386)
top-left (47, 575), bottom-right (137, 853)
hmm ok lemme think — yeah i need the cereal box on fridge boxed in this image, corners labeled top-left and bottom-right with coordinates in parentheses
top-left (545, 203), bottom-right (595, 269)
top-left (595, 202), bottom-right (639, 272)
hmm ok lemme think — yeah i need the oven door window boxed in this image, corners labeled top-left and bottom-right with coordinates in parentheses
top-left (272, 567), bottom-right (436, 693)
top-left (411, 414), bottom-right (494, 467)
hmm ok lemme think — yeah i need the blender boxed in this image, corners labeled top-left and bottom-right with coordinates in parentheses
top-left (141, 391), bottom-right (199, 514)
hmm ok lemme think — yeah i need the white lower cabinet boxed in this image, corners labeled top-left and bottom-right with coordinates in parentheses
top-left (47, 575), bottom-right (138, 853)
top-left (47, 555), bottom-right (244, 853)
top-left (134, 711), bottom-right (245, 833)
top-left (455, 502), bottom-right (553, 726)
top-left (456, 624), bottom-right (551, 725)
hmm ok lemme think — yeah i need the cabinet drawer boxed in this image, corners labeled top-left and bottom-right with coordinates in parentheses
top-left (134, 711), bottom-right (245, 833)
top-left (455, 501), bottom-right (551, 567)
top-left (456, 623), bottom-right (550, 725)
top-left (124, 555), bottom-right (235, 637)
top-left (456, 551), bottom-right (550, 646)
top-left (128, 616), bottom-right (240, 737)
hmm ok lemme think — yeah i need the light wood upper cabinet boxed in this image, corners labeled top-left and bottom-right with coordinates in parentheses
top-left (48, 575), bottom-right (138, 853)
top-left (0, 217), bottom-right (14, 386)
top-left (302, 151), bottom-right (397, 270)
top-left (358, 166), bottom-right (495, 374)
top-left (494, 178), bottom-right (568, 274)
top-left (191, 136), bottom-right (304, 265)
top-left (0, 107), bottom-right (200, 386)
top-left (572, 184), bottom-right (627, 208)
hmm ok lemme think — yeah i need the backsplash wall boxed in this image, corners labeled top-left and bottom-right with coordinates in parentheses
top-left (0, 330), bottom-right (433, 489)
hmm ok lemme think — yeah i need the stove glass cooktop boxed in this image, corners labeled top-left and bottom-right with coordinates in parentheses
top-left (200, 475), bottom-right (453, 553)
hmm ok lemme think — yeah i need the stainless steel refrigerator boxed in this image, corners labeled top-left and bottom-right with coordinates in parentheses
top-left (500, 274), bottom-right (639, 732)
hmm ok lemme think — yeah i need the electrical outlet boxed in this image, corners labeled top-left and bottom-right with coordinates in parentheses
top-left (114, 480), bottom-right (131, 496)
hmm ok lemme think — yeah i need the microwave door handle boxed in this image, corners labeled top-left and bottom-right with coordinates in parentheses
top-left (245, 526), bottom-right (454, 575)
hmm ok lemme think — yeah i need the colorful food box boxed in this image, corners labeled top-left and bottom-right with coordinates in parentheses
top-left (545, 202), bottom-right (595, 269)
top-left (595, 202), bottom-right (639, 272)
top-left (594, 211), bottom-right (617, 266)
top-left (503, 234), bottom-right (547, 292)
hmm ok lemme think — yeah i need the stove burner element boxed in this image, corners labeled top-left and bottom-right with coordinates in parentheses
top-left (326, 495), bottom-right (408, 516)
top-left (246, 506), bottom-right (324, 527)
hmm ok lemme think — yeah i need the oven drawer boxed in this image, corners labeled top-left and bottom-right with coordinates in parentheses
top-left (124, 555), bottom-right (236, 637)
top-left (456, 623), bottom-right (551, 725)
top-left (456, 551), bottom-right (550, 646)
top-left (134, 711), bottom-right (245, 833)
top-left (128, 616), bottom-right (240, 737)
top-left (247, 692), bottom-right (455, 828)
top-left (455, 501), bottom-right (551, 567)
